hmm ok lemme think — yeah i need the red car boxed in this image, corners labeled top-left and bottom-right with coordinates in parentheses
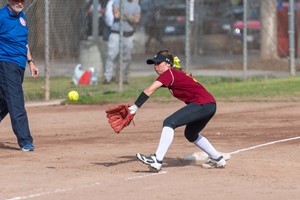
top-left (232, 19), bottom-right (261, 49)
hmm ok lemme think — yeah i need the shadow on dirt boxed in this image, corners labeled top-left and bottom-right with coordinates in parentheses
top-left (92, 156), bottom-right (137, 167)
top-left (92, 155), bottom-right (192, 170)
top-left (0, 142), bottom-right (20, 151)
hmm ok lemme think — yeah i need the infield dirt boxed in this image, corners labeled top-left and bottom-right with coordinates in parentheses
top-left (0, 102), bottom-right (299, 200)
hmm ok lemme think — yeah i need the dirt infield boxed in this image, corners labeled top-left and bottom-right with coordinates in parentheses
top-left (0, 102), bottom-right (299, 200)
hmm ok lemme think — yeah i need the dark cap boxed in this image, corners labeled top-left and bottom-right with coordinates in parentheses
top-left (146, 53), bottom-right (173, 65)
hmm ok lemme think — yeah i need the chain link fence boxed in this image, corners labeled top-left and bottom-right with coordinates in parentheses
top-left (1, 0), bottom-right (299, 101)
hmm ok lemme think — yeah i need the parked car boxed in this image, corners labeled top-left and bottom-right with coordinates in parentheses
top-left (222, 5), bottom-right (261, 52)
top-left (158, 3), bottom-right (186, 36)
top-left (204, 6), bottom-right (244, 34)
top-left (142, 0), bottom-right (186, 38)
top-left (232, 19), bottom-right (261, 49)
top-left (142, 0), bottom-right (186, 53)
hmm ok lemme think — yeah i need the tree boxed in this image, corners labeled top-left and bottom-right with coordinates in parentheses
top-left (260, 0), bottom-right (278, 59)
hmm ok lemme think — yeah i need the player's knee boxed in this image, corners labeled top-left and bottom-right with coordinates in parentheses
top-left (184, 130), bottom-right (199, 142)
top-left (163, 118), bottom-right (176, 129)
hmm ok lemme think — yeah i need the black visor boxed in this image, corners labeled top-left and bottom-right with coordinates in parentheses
top-left (146, 54), bottom-right (173, 65)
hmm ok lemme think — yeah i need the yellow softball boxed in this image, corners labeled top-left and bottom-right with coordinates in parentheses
top-left (68, 90), bottom-right (79, 101)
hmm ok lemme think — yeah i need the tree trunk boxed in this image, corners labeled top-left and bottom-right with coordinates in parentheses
top-left (260, 0), bottom-right (278, 59)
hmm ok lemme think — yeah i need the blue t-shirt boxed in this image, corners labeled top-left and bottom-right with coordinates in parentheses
top-left (0, 5), bottom-right (28, 68)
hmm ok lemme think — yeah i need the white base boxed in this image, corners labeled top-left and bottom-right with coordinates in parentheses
top-left (183, 152), bottom-right (231, 162)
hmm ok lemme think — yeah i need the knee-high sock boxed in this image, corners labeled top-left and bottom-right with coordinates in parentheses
top-left (193, 136), bottom-right (221, 159)
top-left (155, 126), bottom-right (174, 161)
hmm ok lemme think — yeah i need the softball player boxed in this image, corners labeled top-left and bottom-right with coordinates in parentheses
top-left (129, 50), bottom-right (226, 171)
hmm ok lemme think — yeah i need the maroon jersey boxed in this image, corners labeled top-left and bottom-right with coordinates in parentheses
top-left (157, 68), bottom-right (216, 104)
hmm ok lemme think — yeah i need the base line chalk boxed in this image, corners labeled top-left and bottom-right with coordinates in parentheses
top-left (183, 135), bottom-right (300, 162)
top-left (5, 171), bottom-right (167, 200)
top-left (126, 171), bottom-right (167, 180)
top-left (229, 136), bottom-right (300, 155)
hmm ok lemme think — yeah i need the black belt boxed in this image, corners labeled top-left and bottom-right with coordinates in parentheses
top-left (111, 30), bottom-right (134, 37)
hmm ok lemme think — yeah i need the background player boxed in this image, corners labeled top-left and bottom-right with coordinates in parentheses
top-left (0, 0), bottom-right (38, 151)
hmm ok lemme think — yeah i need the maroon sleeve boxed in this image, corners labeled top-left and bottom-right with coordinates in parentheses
top-left (156, 69), bottom-right (173, 87)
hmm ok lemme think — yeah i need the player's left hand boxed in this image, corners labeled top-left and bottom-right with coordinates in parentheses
top-left (105, 104), bottom-right (135, 133)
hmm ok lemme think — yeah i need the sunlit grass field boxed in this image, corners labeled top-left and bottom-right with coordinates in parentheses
top-left (23, 75), bottom-right (300, 104)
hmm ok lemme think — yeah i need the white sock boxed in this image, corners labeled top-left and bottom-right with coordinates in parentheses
top-left (155, 126), bottom-right (174, 161)
top-left (193, 136), bottom-right (221, 159)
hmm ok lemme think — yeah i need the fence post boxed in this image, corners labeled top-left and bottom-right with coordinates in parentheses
top-left (289, 0), bottom-right (296, 76)
top-left (92, 0), bottom-right (99, 39)
top-left (243, 0), bottom-right (248, 80)
top-left (185, 0), bottom-right (190, 71)
top-left (119, 0), bottom-right (124, 92)
top-left (44, 0), bottom-right (50, 100)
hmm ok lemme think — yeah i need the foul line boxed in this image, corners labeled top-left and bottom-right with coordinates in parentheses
top-left (126, 170), bottom-right (167, 180)
top-left (229, 136), bottom-right (300, 155)
top-left (5, 171), bottom-right (167, 200)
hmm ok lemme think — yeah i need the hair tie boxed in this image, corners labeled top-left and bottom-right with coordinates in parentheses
top-left (173, 56), bottom-right (181, 69)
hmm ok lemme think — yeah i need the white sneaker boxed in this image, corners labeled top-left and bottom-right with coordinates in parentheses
top-left (136, 153), bottom-right (162, 171)
top-left (202, 155), bottom-right (226, 169)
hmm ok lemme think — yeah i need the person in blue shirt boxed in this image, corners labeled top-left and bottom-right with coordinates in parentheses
top-left (0, 0), bottom-right (39, 151)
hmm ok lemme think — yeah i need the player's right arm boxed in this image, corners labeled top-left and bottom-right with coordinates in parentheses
top-left (143, 80), bottom-right (163, 96)
top-left (128, 81), bottom-right (163, 114)
top-left (112, 3), bottom-right (119, 19)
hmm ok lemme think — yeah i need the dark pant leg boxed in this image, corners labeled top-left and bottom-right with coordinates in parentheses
top-left (163, 103), bottom-right (216, 142)
top-left (0, 62), bottom-right (33, 147)
top-left (0, 62), bottom-right (9, 122)
top-left (0, 86), bottom-right (9, 122)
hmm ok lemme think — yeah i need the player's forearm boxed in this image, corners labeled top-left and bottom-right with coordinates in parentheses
top-left (134, 91), bottom-right (149, 108)
top-left (113, 6), bottom-right (120, 19)
top-left (129, 92), bottom-right (149, 114)
top-left (26, 45), bottom-right (38, 77)
top-left (130, 81), bottom-right (161, 114)
top-left (26, 45), bottom-right (33, 61)
top-left (124, 13), bottom-right (140, 24)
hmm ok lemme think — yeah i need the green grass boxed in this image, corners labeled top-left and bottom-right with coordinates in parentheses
top-left (23, 75), bottom-right (300, 104)
top-left (207, 76), bottom-right (300, 101)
